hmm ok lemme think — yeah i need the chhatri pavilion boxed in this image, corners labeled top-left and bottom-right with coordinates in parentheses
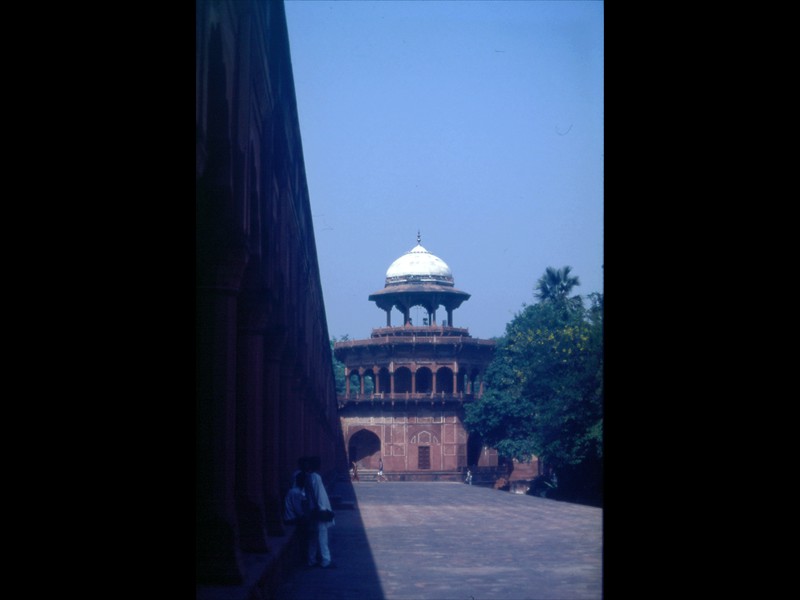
top-left (334, 234), bottom-right (500, 481)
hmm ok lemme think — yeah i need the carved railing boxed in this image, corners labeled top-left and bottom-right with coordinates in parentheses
top-left (369, 325), bottom-right (470, 338)
top-left (338, 391), bottom-right (479, 406)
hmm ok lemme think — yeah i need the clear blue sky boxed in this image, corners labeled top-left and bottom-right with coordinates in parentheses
top-left (285, 0), bottom-right (603, 341)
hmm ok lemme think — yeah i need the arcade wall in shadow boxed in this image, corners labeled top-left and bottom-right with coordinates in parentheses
top-left (196, 0), bottom-right (349, 593)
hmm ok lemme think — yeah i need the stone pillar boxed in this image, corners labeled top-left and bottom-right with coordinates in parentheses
top-left (196, 253), bottom-right (247, 585)
top-left (261, 360), bottom-right (281, 537)
top-left (359, 368), bottom-right (365, 395)
top-left (265, 352), bottom-right (296, 537)
top-left (345, 367), bottom-right (350, 396)
top-left (235, 287), bottom-right (269, 553)
top-left (263, 331), bottom-right (287, 538)
top-left (374, 366), bottom-right (380, 394)
top-left (453, 363), bottom-right (458, 395)
top-left (280, 356), bottom-right (300, 486)
top-left (411, 368), bottom-right (417, 394)
top-left (447, 308), bottom-right (453, 327)
top-left (386, 309), bottom-right (391, 327)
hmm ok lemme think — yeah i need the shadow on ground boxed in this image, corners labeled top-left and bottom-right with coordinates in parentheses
top-left (270, 477), bottom-right (384, 600)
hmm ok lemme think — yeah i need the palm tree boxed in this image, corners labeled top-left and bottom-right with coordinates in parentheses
top-left (534, 266), bottom-right (582, 312)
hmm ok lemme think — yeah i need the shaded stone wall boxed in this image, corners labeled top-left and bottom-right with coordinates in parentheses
top-left (196, 0), bottom-right (346, 587)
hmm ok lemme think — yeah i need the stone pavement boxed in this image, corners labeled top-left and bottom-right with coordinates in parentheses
top-left (272, 480), bottom-right (602, 600)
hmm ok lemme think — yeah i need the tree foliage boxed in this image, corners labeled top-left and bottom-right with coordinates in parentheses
top-left (330, 335), bottom-right (349, 396)
top-left (534, 265), bottom-right (584, 316)
top-left (464, 269), bottom-right (603, 505)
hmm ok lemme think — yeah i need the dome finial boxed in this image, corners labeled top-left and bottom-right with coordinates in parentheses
top-left (417, 230), bottom-right (421, 245)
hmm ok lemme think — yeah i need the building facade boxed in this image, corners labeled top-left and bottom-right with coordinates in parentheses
top-left (335, 236), bottom-right (499, 481)
top-left (197, 0), bottom-right (346, 590)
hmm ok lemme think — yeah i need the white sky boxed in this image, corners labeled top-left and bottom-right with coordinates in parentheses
top-left (285, 0), bottom-right (604, 340)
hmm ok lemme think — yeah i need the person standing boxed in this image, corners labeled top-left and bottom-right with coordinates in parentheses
top-left (291, 456), bottom-right (309, 489)
top-left (283, 470), bottom-right (308, 525)
top-left (377, 456), bottom-right (386, 482)
top-left (283, 470), bottom-right (311, 565)
top-left (304, 456), bottom-right (336, 568)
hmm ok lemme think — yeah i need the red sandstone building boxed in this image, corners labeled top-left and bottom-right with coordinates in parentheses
top-left (196, 1), bottom-right (346, 589)
top-left (335, 235), bottom-right (499, 480)
top-left (197, 3), bottom-right (508, 595)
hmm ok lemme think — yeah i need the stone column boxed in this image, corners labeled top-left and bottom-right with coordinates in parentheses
top-left (263, 326), bottom-right (288, 538)
top-left (345, 367), bottom-right (350, 396)
top-left (447, 308), bottom-right (453, 327)
top-left (262, 359), bottom-right (281, 537)
top-left (196, 252), bottom-right (247, 585)
top-left (235, 286), bottom-right (269, 553)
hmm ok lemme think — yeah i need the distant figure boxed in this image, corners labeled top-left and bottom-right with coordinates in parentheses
top-left (283, 470), bottom-right (311, 565)
top-left (291, 456), bottom-right (309, 489)
top-left (351, 460), bottom-right (359, 482)
top-left (283, 470), bottom-right (308, 526)
top-left (305, 456), bottom-right (336, 569)
top-left (465, 468), bottom-right (473, 485)
top-left (377, 456), bottom-right (387, 482)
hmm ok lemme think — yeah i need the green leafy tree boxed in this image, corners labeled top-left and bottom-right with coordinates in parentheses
top-left (330, 335), bottom-right (349, 396)
top-left (331, 335), bottom-right (376, 396)
top-left (534, 265), bottom-right (583, 315)
top-left (465, 269), bottom-right (603, 505)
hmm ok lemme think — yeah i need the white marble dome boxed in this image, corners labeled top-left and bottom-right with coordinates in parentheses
top-left (385, 242), bottom-right (454, 286)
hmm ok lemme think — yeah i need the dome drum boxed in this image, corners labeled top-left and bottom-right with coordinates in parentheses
top-left (386, 273), bottom-right (454, 287)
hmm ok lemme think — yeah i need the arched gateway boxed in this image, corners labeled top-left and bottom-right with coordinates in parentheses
top-left (334, 234), bottom-right (500, 481)
top-left (349, 428), bottom-right (381, 465)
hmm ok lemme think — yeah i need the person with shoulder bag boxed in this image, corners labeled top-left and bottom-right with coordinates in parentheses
top-left (283, 470), bottom-right (308, 526)
top-left (304, 456), bottom-right (336, 568)
top-left (283, 469), bottom-right (313, 565)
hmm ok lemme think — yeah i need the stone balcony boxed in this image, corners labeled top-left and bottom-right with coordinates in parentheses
top-left (337, 391), bottom-right (478, 408)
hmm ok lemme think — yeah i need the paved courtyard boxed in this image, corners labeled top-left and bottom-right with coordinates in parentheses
top-left (273, 480), bottom-right (602, 600)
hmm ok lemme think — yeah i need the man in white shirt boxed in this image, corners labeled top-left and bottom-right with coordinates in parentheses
top-left (304, 456), bottom-right (336, 568)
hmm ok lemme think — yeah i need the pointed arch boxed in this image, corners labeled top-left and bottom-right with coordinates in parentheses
top-left (415, 367), bottom-right (433, 394)
top-left (436, 367), bottom-right (454, 393)
top-left (348, 428), bottom-right (381, 465)
top-left (394, 366), bottom-right (412, 393)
